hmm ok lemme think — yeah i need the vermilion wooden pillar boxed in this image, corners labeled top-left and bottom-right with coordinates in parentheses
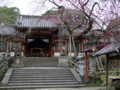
top-left (51, 36), bottom-right (54, 57)
top-left (85, 51), bottom-right (89, 82)
top-left (66, 40), bottom-right (68, 55)
top-left (24, 36), bottom-right (27, 57)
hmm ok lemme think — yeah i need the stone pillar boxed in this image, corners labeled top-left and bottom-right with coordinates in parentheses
top-left (58, 56), bottom-right (69, 67)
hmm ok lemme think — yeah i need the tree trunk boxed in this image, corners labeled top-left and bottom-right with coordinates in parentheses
top-left (71, 35), bottom-right (77, 56)
top-left (69, 35), bottom-right (72, 61)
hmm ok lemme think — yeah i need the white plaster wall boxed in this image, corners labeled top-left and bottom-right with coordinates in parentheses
top-left (0, 52), bottom-right (24, 57)
top-left (54, 52), bottom-right (76, 57)
top-left (0, 52), bottom-right (3, 56)
top-left (54, 52), bottom-right (60, 57)
top-left (21, 52), bottom-right (24, 56)
top-left (10, 52), bottom-right (15, 57)
top-left (68, 53), bottom-right (75, 57)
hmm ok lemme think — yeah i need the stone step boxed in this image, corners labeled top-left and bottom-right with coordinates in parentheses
top-left (9, 80), bottom-right (77, 83)
top-left (10, 75), bottom-right (74, 78)
top-left (12, 71), bottom-right (71, 74)
top-left (23, 58), bottom-right (58, 61)
top-left (0, 84), bottom-right (85, 89)
top-left (7, 82), bottom-right (80, 85)
top-left (23, 57), bottom-right (58, 59)
top-left (1, 67), bottom-right (82, 89)
top-left (11, 74), bottom-right (73, 76)
top-left (13, 69), bottom-right (70, 71)
top-left (10, 77), bottom-right (76, 81)
top-left (23, 65), bottom-right (58, 67)
top-left (13, 70), bottom-right (71, 72)
top-left (12, 71), bottom-right (72, 73)
top-left (13, 71), bottom-right (71, 73)
top-left (23, 57), bottom-right (58, 67)
top-left (12, 72), bottom-right (71, 75)
top-left (14, 67), bottom-right (69, 69)
top-left (12, 73), bottom-right (73, 76)
top-left (12, 71), bottom-right (73, 75)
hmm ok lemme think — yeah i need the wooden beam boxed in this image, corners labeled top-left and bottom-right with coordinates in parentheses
top-left (15, 27), bottom-right (58, 32)
top-left (9, 40), bottom-right (25, 43)
top-left (67, 40), bottom-right (68, 55)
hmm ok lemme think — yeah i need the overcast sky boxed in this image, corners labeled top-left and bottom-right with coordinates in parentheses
top-left (0, 0), bottom-right (54, 15)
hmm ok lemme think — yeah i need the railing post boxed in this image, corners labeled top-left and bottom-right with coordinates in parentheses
top-left (85, 52), bottom-right (89, 82)
top-left (69, 35), bottom-right (72, 61)
top-left (71, 35), bottom-right (77, 56)
top-left (106, 54), bottom-right (109, 90)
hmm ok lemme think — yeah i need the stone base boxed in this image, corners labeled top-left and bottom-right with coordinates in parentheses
top-left (58, 56), bottom-right (69, 67)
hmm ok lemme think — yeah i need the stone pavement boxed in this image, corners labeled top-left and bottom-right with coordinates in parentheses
top-left (2, 87), bottom-right (103, 90)
top-left (29, 87), bottom-right (101, 90)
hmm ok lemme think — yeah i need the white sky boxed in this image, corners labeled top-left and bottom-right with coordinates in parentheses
top-left (0, 0), bottom-right (55, 15)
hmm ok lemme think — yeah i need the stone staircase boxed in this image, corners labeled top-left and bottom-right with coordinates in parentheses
top-left (23, 57), bottom-right (58, 67)
top-left (0, 57), bottom-right (84, 89)
top-left (0, 67), bottom-right (84, 89)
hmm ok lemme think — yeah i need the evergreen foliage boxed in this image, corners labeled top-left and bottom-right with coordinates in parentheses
top-left (42, 10), bottom-right (57, 15)
top-left (0, 6), bottom-right (20, 24)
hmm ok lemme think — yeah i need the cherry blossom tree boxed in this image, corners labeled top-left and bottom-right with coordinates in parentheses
top-left (32, 0), bottom-right (120, 83)
top-left (34, 0), bottom-right (120, 55)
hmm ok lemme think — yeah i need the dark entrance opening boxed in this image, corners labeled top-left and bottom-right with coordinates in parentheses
top-left (27, 38), bottom-right (50, 57)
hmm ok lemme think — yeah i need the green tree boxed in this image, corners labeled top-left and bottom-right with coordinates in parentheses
top-left (0, 6), bottom-right (20, 24)
top-left (42, 10), bottom-right (57, 16)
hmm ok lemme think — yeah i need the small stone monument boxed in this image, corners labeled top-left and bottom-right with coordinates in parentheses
top-left (12, 45), bottom-right (24, 68)
top-left (2, 53), bottom-right (8, 69)
top-left (60, 46), bottom-right (66, 56)
top-left (58, 46), bottom-right (69, 67)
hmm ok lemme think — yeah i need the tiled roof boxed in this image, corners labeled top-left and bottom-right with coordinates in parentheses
top-left (94, 42), bottom-right (120, 56)
top-left (0, 25), bottom-right (21, 36)
top-left (63, 9), bottom-right (85, 18)
top-left (60, 26), bottom-right (85, 37)
top-left (16, 15), bottom-right (58, 28)
top-left (84, 29), bottom-right (104, 36)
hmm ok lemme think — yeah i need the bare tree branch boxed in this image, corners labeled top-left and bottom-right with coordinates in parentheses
top-left (68, 0), bottom-right (90, 19)
top-left (72, 24), bottom-right (82, 31)
top-left (49, 0), bottom-right (61, 8)
top-left (82, 19), bottom-right (94, 35)
top-left (34, 0), bottom-right (47, 3)
top-left (83, 0), bottom-right (90, 6)
top-left (89, 2), bottom-right (103, 17)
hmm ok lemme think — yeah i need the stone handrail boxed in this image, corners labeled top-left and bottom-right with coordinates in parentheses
top-left (69, 60), bottom-right (81, 74)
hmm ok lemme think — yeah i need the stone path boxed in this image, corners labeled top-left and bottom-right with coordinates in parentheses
top-left (1, 87), bottom-right (103, 90)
